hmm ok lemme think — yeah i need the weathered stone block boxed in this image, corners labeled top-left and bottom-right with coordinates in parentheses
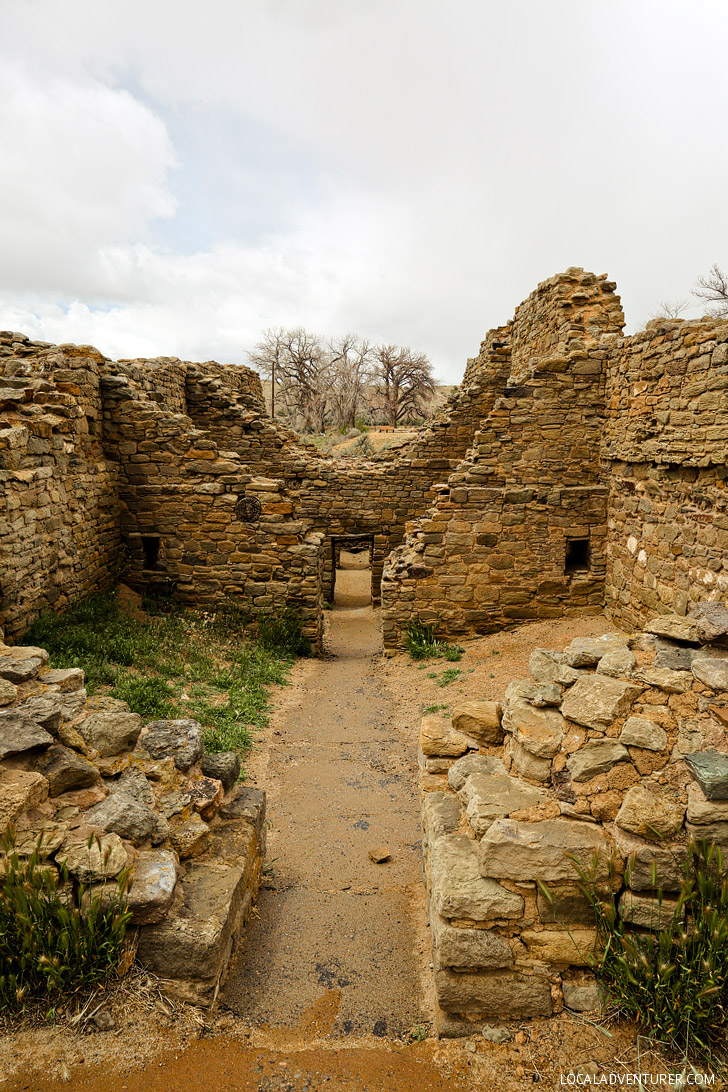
top-left (561, 676), bottom-right (642, 731)
top-left (0, 768), bottom-right (49, 829)
top-left (430, 833), bottom-right (523, 921)
top-left (85, 792), bottom-right (157, 846)
top-left (692, 658), bottom-right (728, 692)
top-left (615, 785), bottom-right (685, 842)
top-left (521, 927), bottom-right (597, 966)
top-left (479, 819), bottom-right (614, 883)
top-left (450, 701), bottom-right (503, 744)
top-left (143, 719), bottom-right (205, 770)
top-left (80, 706), bottom-right (142, 758)
top-left (685, 751), bottom-right (728, 801)
top-left (619, 716), bottom-right (667, 752)
top-left (35, 745), bottom-right (98, 796)
top-left (432, 912), bottom-right (513, 970)
top-left (645, 616), bottom-right (701, 644)
top-left (434, 968), bottom-right (552, 1018)
top-left (564, 633), bottom-right (630, 668)
top-left (0, 711), bottom-right (54, 761)
top-left (422, 792), bottom-right (461, 845)
top-left (566, 740), bottom-right (630, 782)
top-left (459, 771), bottom-right (545, 837)
top-left (618, 891), bottom-right (681, 929)
top-left (448, 754), bottom-right (507, 793)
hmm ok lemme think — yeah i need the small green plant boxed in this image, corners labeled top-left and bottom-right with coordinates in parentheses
top-left (256, 607), bottom-right (310, 657)
top-left (422, 703), bottom-right (448, 714)
top-left (410, 1023), bottom-right (429, 1042)
top-left (436, 668), bottom-right (462, 687)
top-left (0, 828), bottom-right (131, 1016)
top-left (575, 840), bottom-right (728, 1064)
top-left (405, 618), bottom-right (441, 659)
top-left (442, 644), bottom-right (464, 662)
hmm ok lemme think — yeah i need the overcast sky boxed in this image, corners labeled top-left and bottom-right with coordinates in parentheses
top-left (1, 1), bottom-right (727, 383)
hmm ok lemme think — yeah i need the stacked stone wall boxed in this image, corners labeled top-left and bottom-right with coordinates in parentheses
top-left (419, 609), bottom-right (728, 1032)
top-left (381, 269), bottom-right (625, 646)
top-left (602, 317), bottom-right (728, 629)
top-left (0, 334), bottom-right (120, 639)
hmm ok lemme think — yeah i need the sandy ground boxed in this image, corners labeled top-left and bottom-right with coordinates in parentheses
top-left (0, 562), bottom-right (708, 1090)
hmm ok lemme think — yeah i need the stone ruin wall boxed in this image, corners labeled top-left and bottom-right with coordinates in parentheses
top-left (0, 639), bottom-right (266, 1006)
top-left (381, 271), bottom-right (728, 649)
top-left (418, 612), bottom-right (728, 1032)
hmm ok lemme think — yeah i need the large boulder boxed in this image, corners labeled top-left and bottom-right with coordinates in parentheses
top-left (84, 792), bottom-right (157, 846)
top-left (79, 701), bottom-right (142, 757)
top-left (143, 719), bottom-right (205, 770)
top-left (0, 711), bottom-right (54, 761)
top-left (615, 785), bottom-right (685, 842)
top-left (561, 677), bottom-right (642, 731)
top-left (429, 833), bottom-right (523, 921)
top-left (35, 745), bottom-right (98, 796)
top-left (479, 819), bottom-right (615, 883)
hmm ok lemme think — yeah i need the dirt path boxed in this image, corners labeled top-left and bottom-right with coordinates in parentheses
top-left (221, 555), bottom-right (427, 1038)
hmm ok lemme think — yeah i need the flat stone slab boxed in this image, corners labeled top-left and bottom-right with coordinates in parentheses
top-left (687, 782), bottom-right (728, 824)
top-left (619, 716), bottom-right (668, 752)
top-left (615, 785), bottom-right (685, 842)
top-left (521, 928), bottom-right (598, 966)
top-left (685, 751), bottom-right (728, 801)
top-left (434, 967), bottom-right (552, 1018)
top-left (136, 859), bottom-right (247, 996)
top-left (429, 833), bottom-right (523, 921)
top-left (613, 826), bottom-right (687, 892)
top-left (635, 667), bottom-right (693, 693)
top-left (689, 603), bottom-right (728, 644)
top-left (563, 633), bottom-right (630, 668)
top-left (448, 754), bottom-right (506, 793)
top-left (0, 711), bottom-right (54, 761)
top-left (458, 772), bottom-right (545, 836)
top-left (561, 677), bottom-right (642, 731)
top-left (645, 616), bottom-right (701, 644)
top-left (432, 912), bottom-right (513, 970)
top-left (566, 740), bottom-right (630, 782)
top-left (479, 819), bottom-right (614, 883)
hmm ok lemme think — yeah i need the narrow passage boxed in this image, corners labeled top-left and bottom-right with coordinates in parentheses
top-left (221, 556), bottom-right (426, 1038)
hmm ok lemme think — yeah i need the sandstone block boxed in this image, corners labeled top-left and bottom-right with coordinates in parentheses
top-left (561, 677), bottom-right (642, 731)
top-left (434, 968), bottom-right (552, 1018)
top-left (645, 616), bottom-right (700, 644)
top-left (509, 738), bottom-right (552, 782)
top-left (35, 745), bottom-right (98, 796)
top-left (0, 649), bottom-right (47, 683)
top-left (85, 792), bottom-right (157, 846)
top-left (106, 765), bottom-right (155, 808)
top-left (0, 769), bottom-right (49, 829)
top-left (422, 792), bottom-right (461, 845)
top-left (0, 711), bottom-right (54, 761)
top-left (219, 786), bottom-right (266, 842)
top-left (618, 891), bottom-right (681, 929)
top-left (692, 658), bottom-right (728, 692)
top-left (562, 979), bottom-right (602, 1012)
top-left (613, 826), bottom-right (686, 891)
top-left (80, 707), bottom-right (142, 757)
top-left (170, 814), bottom-right (211, 859)
top-left (420, 714), bottom-right (477, 758)
top-left (479, 819), bottom-right (614, 883)
top-left (503, 698), bottom-right (565, 759)
top-left (615, 785), bottom-right (685, 842)
top-left (536, 881), bottom-right (598, 926)
top-left (432, 912), bottom-right (513, 970)
top-left (521, 928), bottom-right (598, 966)
top-left (0, 679), bottom-right (17, 705)
top-left (634, 668), bottom-right (693, 694)
top-left (448, 754), bottom-right (507, 793)
top-left (15, 695), bottom-right (64, 734)
top-left (529, 648), bottom-right (581, 687)
top-left (564, 633), bottom-right (629, 668)
top-left (57, 832), bottom-right (127, 882)
top-left (566, 740), bottom-right (630, 782)
top-left (430, 833), bottom-right (523, 921)
top-left (619, 717), bottom-right (668, 752)
top-left (687, 782), bottom-right (728, 825)
top-left (459, 771), bottom-right (545, 837)
top-left (126, 849), bottom-right (179, 924)
top-left (596, 649), bottom-right (637, 678)
top-left (688, 603), bottom-right (728, 645)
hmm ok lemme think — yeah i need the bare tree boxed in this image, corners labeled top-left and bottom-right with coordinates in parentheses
top-left (248, 327), bottom-right (331, 431)
top-left (327, 334), bottom-right (374, 429)
top-left (248, 327), bottom-right (286, 418)
top-left (692, 264), bottom-right (728, 318)
top-left (371, 344), bottom-right (436, 426)
top-left (650, 299), bottom-right (689, 320)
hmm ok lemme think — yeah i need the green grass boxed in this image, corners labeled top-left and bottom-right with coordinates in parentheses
top-left (404, 617), bottom-right (463, 662)
top-left (0, 829), bottom-right (131, 1016)
top-left (26, 589), bottom-right (297, 759)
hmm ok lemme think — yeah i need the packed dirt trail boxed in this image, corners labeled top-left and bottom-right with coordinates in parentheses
top-left (220, 551), bottom-right (427, 1036)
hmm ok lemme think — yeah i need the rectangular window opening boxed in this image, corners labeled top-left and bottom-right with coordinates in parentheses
top-left (565, 538), bottom-right (590, 574)
top-left (141, 535), bottom-right (161, 570)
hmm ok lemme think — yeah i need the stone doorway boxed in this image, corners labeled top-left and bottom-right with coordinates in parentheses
top-left (330, 535), bottom-right (374, 609)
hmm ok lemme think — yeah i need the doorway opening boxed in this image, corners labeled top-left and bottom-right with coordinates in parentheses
top-left (331, 535), bottom-right (374, 609)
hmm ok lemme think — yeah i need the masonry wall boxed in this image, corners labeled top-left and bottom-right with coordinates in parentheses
top-left (0, 334), bottom-right (120, 638)
top-left (381, 269), bottom-right (626, 647)
top-left (602, 317), bottom-right (728, 629)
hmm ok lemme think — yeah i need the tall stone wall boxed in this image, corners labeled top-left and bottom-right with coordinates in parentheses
top-left (0, 334), bottom-right (120, 638)
top-left (602, 317), bottom-right (728, 629)
top-left (381, 269), bottom-right (626, 646)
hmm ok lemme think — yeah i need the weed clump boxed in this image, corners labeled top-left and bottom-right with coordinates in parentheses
top-left (257, 607), bottom-right (310, 657)
top-left (404, 617), bottom-right (463, 662)
top-left (576, 839), bottom-right (728, 1064)
top-left (0, 829), bottom-right (131, 1016)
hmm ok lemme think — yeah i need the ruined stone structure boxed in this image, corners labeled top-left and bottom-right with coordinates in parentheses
top-left (3, 266), bottom-right (724, 654)
top-left (0, 640), bottom-right (266, 1005)
top-left (419, 608), bottom-right (728, 1031)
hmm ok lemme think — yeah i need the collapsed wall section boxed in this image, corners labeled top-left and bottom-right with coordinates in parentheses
top-left (381, 269), bottom-right (625, 647)
top-left (602, 317), bottom-right (728, 628)
top-left (0, 334), bottom-right (120, 638)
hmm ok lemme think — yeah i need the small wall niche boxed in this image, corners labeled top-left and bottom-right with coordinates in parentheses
top-left (141, 535), bottom-right (161, 571)
top-left (565, 537), bottom-right (590, 574)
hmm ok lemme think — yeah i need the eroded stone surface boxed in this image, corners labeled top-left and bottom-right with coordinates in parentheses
top-left (434, 968), bottom-right (552, 1018)
top-left (692, 658), bottom-right (728, 692)
top-left (420, 714), bottom-right (476, 758)
top-left (448, 754), bottom-right (507, 793)
top-left (450, 701), bottom-right (503, 744)
top-left (85, 792), bottom-right (157, 846)
top-left (35, 745), bottom-right (98, 796)
top-left (618, 891), bottom-right (681, 929)
top-left (126, 849), bottom-right (179, 924)
top-left (142, 719), bottom-right (205, 770)
top-left (0, 768), bottom-right (49, 828)
top-left (619, 716), bottom-right (668, 752)
top-left (0, 711), bottom-right (54, 761)
top-left (561, 677), bottom-right (642, 731)
top-left (422, 792), bottom-right (461, 844)
top-left (685, 751), bottom-right (728, 801)
top-left (566, 740), bottom-right (630, 782)
top-left (564, 633), bottom-right (630, 668)
top-left (521, 928), bottom-right (598, 966)
top-left (79, 705), bottom-right (142, 757)
top-left (56, 832), bottom-right (127, 882)
top-left (430, 833), bottom-right (523, 921)
top-left (432, 913), bottom-right (513, 970)
top-left (459, 772), bottom-right (545, 836)
top-left (645, 616), bottom-right (701, 644)
top-left (201, 751), bottom-right (241, 792)
top-left (479, 819), bottom-right (615, 883)
top-left (615, 785), bottom-right (685, 842)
